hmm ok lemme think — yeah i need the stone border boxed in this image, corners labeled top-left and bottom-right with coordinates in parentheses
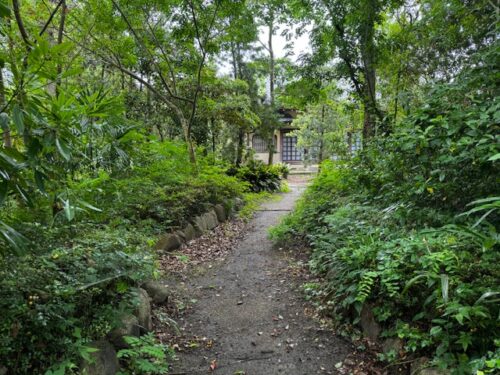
top-left (82, 198), bottom-right (245, 374)
top-left (154, 198), bottom-right (244, 253)
top-left (82, 283), bottom-right (169, 375)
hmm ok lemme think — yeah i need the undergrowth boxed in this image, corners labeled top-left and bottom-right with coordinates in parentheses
top-left (270, 49), bottom-right (500, 374)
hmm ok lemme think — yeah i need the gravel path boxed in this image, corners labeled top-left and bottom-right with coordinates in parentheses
top-left (167, 183), bottom-right (351, 375)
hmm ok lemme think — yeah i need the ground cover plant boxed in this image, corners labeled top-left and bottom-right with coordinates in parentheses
top-left (0, 0), bottom-right (498, 374)
top-left (271, 45), bottom-right (500, 373)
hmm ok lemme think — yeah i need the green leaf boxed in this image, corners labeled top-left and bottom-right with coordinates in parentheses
top-left (488, 153), bottom-right (500, 161)
top-left (63, 199), bottom-right (75, 221)
top-left (430, 326), bottom-right (443, 336)
top-left (475, 292), bottom-right (500, 305)
top-left (55, 138), bottom-right (71, 161)
top-left (455, 313), bottom-right (464, 325)
top-left (0, 220), bottom-right (28, 254)
top-left (34, 170), bottom-right (46, 193)
top-left (78, 199), bottom-right (102, 212)
top-left (0, 0), bottom-right (10, 18)
top-left (456, 332), bottom-right (472, 351)
top-left (0, 112), bottom-right (8, 130)
top-left (440, 274), bottom-right (449, 302)
top-left (12, 104), bottom-right (24, 133)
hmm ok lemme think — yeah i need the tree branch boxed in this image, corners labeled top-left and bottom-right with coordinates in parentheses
top-left (39, 0), bottom-right (65, 37)
top-left (12, 0), bottom-right (31, 49)
top-left (110, 0), bottom-right (192, 104)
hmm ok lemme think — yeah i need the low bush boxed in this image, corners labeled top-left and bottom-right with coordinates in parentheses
top-left (271, 51), bottom-right (499, 372)
top-left (70, 141), bottom-right (246, 228)
top-left (0, 140), bottom-right (247, 374)
top-left (0, 226), bottom-right (156, 374)
top-left (227, 160), bottom-right (283, 193)
top-left (272, 162), bottom-right (499, 372)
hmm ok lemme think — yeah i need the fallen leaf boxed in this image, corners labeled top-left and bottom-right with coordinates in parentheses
top-left (210, 359), bottom-right (217, 371)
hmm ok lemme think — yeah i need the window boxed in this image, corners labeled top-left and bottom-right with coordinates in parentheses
top-left (282, 134), bottom-right (302, 161)
top-left (347, 132), bottom-right (362, 154)
top-left (252, 135), bottom-right (268, 153)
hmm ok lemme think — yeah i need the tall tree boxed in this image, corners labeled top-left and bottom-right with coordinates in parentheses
top-left (74, 0), bottom-right (247, 166)
top-left (251, 0), bottom-right (293, 164)
top-left (304, 0), bottom-right (400, 142)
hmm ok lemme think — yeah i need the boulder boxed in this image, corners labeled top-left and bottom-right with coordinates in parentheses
top-left (214, 204), bottom-right (226, 222)
top-left (382, 338), bottom-right (403, 355)
top-left (193, 215), bottom-right (208, 236)
top-left (420, 369), bottom-right (450, 375)
top-left (81, 340), bottom-right (119, 375)
top-left (410, 357), bottom-right (450, 375)
top-left (107, 315), bottom-right (140, 349)
top-left (142, 280), bottom-right (169, 304)
top-left (134, 288), bottom-right (152, 333)
top-left (154, 233), bottom-right (182, 252)
top-left (182, 223), bottom-right (196, 242)
top-left (203, 210), bottom-right (219, 230)
top-left (360, 304), bottom-right (381, 341)
top-left (234, 197), bottom-right (244, 211)
top-left (175, 230), bottom-right (186, 242)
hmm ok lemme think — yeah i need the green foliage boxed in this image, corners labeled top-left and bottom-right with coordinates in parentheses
top-left (227, 160), bottom-right (284, 193)
top-left (273, 162), bottom-right (290, 179)
top-left (0, 226), bottom-right (155, 374)
top-left (69, 141), bottom-right (245, 229)
top-left (117, 334), bottom-right (174, 375)
top-left (0, 137), bottom-right (244, 373)
top-left (271, 45), bottom-right (499, 372)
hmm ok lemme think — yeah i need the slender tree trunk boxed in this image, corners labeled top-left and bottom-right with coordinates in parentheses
top-left (319, 105), bottom-right (325, 162)
top-left (268, 138), bottom-right (274, 165)
top-left (0, 67), bottom-right (11, 147)
top-left (230, 42), bottom-right (238, 80)
top-left (393, 66), bottom-right (401, 123)
top-left (55, 0), bottom-right (66, 96)
top-left (360, 0), bottom-right (377, 143)
top-left (268, 18), bottom-right (275, 106)
top-left (235, 128), bottom-right (245, 167)
top-left (267, 16), bottom-right (275, 165)
top-left (210, 118), bottom-right (216, 155)
top-left (156, 124), bottom-right (164, 141)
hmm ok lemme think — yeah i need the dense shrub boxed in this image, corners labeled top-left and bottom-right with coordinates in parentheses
top-left (70, 141), bottom-right (246, 228)
top-left (227, 160), bottom-right (284, 193)
top-left (0, 140), bottom-right (246, 374)
top-left (0, 227), bottom-right (155, 374)
top-left (271, 46), bottom-right (500, 372)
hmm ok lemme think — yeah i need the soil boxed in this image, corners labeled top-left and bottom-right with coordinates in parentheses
top-left (156, 182), bottom-right (354, 375)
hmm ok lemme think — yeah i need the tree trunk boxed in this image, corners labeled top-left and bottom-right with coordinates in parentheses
top-left (55, 0), bottom-right (66, 96)
top-left (267, 17), bottom-right (275, 164)
top-left (230, 42), bottom-right (238, 79)
top-left (268, 136), bottom-right (274, 165)
top-left (235, 128), bottom-right (245, 167)
top-left (360, 0), bottom-right (377, 144)
top-left (0, 67), bottom-right (11, 147)
top-left (180, 118), bottom-right (197, 166)
top-left (268, 18), bottom-right (275, 106)
top-left (210, 118), bottom-right (216, 155)
top-left (319, 105), bottom-right (325, 162)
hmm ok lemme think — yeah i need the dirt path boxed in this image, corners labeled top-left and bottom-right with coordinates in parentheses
top-left (166, 183), bottom-right (351, 375)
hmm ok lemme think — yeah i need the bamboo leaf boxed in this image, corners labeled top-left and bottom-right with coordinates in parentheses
top-left (55, 138), bottom-right (71, 161)
top-left (63, 199), bottom-right (75, 221)
top-left (12, 104), bottom-right (24, 134)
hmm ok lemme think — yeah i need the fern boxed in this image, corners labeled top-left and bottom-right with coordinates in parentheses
top-left (356, 271), bottom-right (378, 302)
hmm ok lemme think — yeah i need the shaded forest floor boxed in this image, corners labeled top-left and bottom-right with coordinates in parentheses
top-left (152, 182), bottom-right (383, 375)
